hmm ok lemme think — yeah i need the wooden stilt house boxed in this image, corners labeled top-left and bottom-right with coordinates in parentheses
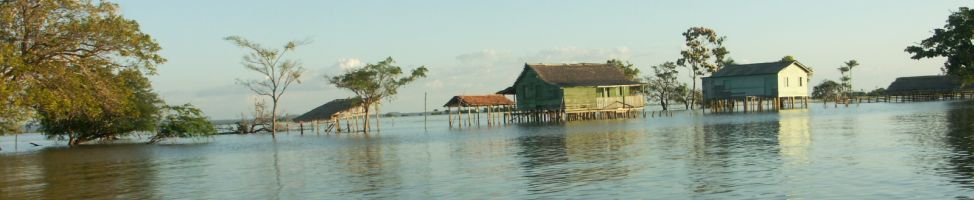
top-left (886, 75), bottom-right (974, 101)
top-left (702, 60), bottom-right (813, 112)
top-left (505, 63), bottom-right (645, 121)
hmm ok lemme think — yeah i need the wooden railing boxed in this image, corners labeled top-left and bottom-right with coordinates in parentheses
top-left (596, 95), bottom-right (645, 110)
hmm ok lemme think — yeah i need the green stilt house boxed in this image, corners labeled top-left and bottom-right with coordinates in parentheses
top-left (501, 63), bottom-right (645, 121)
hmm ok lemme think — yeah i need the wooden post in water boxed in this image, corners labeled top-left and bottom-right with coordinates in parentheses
top-left (448, 106), bottom-right (454, 128)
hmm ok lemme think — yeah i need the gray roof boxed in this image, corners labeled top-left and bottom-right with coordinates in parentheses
top-left (519, 63), bottom-right (642, 87)
top-left (886, 75), bottom-right (973, 94)
top-left (710, 61), bottom-right (812, 77)
top-left (292, 98), bottom-right (363, 122)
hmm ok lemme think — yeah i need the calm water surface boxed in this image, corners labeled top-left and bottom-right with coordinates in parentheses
top-left (3, 101), bottom-right (974, 199)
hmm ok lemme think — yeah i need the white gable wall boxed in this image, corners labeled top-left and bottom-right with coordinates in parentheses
top-left (776, 64), bottom-right (810, 97)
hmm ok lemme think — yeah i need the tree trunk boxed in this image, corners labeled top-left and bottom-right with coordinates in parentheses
top-left (690, 77), bottom-right (697, 110)
top-left (659, 98), bottom-right (666, 110)
top-left (271, 100), bottom-right (278, 138)
top-left (362, 103), bottom-right (371, 133)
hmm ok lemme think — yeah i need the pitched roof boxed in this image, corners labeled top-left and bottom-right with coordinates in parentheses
top-left (518, 63), bottom-right (642, 87)
top-left (496, 86), bottom-right (516, 95)
top-left (292, 98), bottom-right (364, 122)
top-left (710, 61), bottom-right (812, 77)
top-left (886, 75), bottom-right (973, 94)
top-left (443, 95), bottom-right (514, 107)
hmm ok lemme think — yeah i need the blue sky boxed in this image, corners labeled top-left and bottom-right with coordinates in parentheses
top-left (118, 0), bottom-right (966, 119)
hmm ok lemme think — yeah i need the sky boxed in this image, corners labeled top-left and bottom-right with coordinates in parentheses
top-left (116, 0), bottom-right (967, 119)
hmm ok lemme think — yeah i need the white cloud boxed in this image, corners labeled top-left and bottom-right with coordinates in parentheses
top-left (334, 58), bottom-right (364, 70)
top-left (424, 79), bottom-right (445, 89)
top-left (522, 47), bottom-right (632, 63)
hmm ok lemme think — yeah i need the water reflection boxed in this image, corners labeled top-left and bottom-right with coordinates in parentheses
top-left (514, 123), bottom-right (642, 196)
top-left (686, 112), bottom-right (792, 197)
top-left (941, 102), bottom-right (974, 188)
top-left (778, 110), bottom-right (812, 165)
top-left (331, 135), bottom-right (402, 198)
top-left (1, 145), bottom-right (159, 199)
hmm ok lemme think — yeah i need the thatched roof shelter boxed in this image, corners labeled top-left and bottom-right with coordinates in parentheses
top-left (515, 63), bottom-right (642, 87)
top-left (443, 95), bottom-right (514, 107)
top-left (886, 75), bottom-right (974, 95)
top-left (292, 98), bottom-right (365, 122)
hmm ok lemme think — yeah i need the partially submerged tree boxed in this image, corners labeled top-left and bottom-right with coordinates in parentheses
top-left (327, 57), bottom-right (428, 133)
top-left (151, 104), bottom-right (216, 144)
top-left (237, 99), bottom-right (272, 134)
top-left (677, 27), bottom-right (729, 109)
top-left (812, 79), bottom-right (842, 100)
top-left (38, 69), bottom-right (164, 145)
top-left (607, 59), bottom-right (641, 81)
top-left (644, 62), bottom-right (681, 110)
top-left (0, 0), bottom-right (165, 140)
top-left (838, 60), bottom-right (860, 98)
top-left (225, 36), bottom-right (306, 138)
top-left (906, 7), bottom-right (974, 85)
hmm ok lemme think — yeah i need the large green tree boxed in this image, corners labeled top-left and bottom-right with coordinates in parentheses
top-left (677, 27), bottom-right (729, 110)
top-left (906, 7), bottom-right (974, 84)
top-left (812, 79), bottom-right (842, 100)
top-left (607, 59), bottom-right (640, 81)
top-left (225, 36), bottom-right (306, 138)
top-left (38, 69), bottom-right (163, 145)
top-left (643, 62), bottom-right (680, 110)
top-left (0, 0), bottom-right (165, 142)
top-left (327, 57), bottom-right (427, 133)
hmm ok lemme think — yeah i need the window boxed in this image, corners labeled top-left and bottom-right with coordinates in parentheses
top-left (799, 77), bottom-right (803, 87)
top-left (786, 77), bottom-right (790, 87)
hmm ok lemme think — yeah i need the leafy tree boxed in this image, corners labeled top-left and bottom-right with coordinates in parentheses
top-left (781, 55), bottom-right (797, 62)
top-left (906, 7), bottom-right (974, 84)
top-left (38, 69), bottom-right (164, 146)
top-left (812, 79), bottom-right (842, 100)
top-left (0, 0), bottom-right (164, 136)
top-left (677, 27), bottom-right (729, 110)
top-left (236, 99), bottom-right (272, 134)
top-left (867, 88), bottom-right (887, 96)
top-left (225, 36), bottom-right (306, 138)
top-left (643, 62), bottom-right (681, 110)
top-left (837, 60), bottom-right (860, 98)
top-left (151, 104), bottom-right (216, 144)
top-left (722, 57), bottom-right (737, 66)
top-left (327, 57), bottom-right (428, 133)
top-left (607, 59), bottom-right (641, 81)
top-left (671, 84), bottom-right (701, 110)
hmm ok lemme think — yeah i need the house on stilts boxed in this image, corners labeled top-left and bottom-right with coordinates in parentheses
top-left (292, 98), bottom-right (367, 133)
top-left (501, 63), bottom-right (645, 122)
top-left (702, 60), bottom-right (813, 112)
top-left (885, 75), bottom-right (974, 102)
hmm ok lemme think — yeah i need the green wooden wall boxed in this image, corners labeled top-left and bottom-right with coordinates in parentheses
top-left (514, 67), bottom-right (642, 110)
top-left (514, 69), bottom-right (563, 109)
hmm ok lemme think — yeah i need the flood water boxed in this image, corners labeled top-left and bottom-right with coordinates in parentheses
top-left (3, 101), bottom-right (974, 199)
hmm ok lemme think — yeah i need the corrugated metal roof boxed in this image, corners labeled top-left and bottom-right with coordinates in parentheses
top-left (443, 95), bottom-right (514, 107)
top-left (525, 63), bottom-right (642, 87)
top-left (710, 61), bottom-right (812, 77)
